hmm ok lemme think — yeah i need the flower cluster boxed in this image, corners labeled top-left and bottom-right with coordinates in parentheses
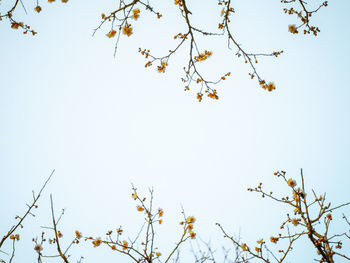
top-left (179, 216), bottom-right (197, 239)
top-left (282, 0), bottom-right (328, 36)
top-left (260, 81), bottom-right (276, 92)
top-left (9, 234), bottom-right (20, 241)
top-left (122, 24), bottom-right (133, 37)
top-left (157, 61), bottom-right (167, 73)
top-left (244, 169), bottom-right (350, 263)
top-left (194, 50), bottom-right (213, 62)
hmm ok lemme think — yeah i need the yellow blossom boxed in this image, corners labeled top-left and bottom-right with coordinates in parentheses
top-left (117, 228), bottom-right (123, 235)
top-left (122, 240), bottom-right (128, 250)
top-left (287, 179), bottom-right (297, 188)
top-left (11, 23), bottom-right (19, 29)
top-left (132, 9), bottom-right (140, 20)
top-left (137, 206), bottom-right (144, 211)
top-left (75, 230), bottom-right (82, 239)
top-left (157, 62), bottom-right (167, 73)
top-left (34, 244), bottom-right (43, 253)
top-left (156, 252), bottom-right (162, 257)
top-left (132, 193), bottom-right (138, 200)
top-left (194, 50), bottom-right (212, 62)
top-left (291, 218), bottom-right (299, 226)
top-left (288, 24), bottom-right (298, 34)
top-left (241, 243), bottom-right (247, 251)
top-left (257, 239), bottom-right (264, 244)
top-left (92, 238), bottom-right (102, 247)
top-left (189, 231), bottom-right (196, 239)
top-left (34, 6), bottom-right (42, 13)
top-left (207, 89), bottom-right (219, 100)
top-left (270, 236), bottom-right (279, 243)
top-left (107, 30), bottom-right (117, 38)
top-left (186, 216), bottom-right (196, 224)
top-left (267, 82), bottom-right (276, 92)
top-left (122, 25), bottom-right (133, 36)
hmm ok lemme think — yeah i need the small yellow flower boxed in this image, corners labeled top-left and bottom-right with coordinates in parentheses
top-left (34, 6), bottom-right (42, 13)
top-left (189, 231), bottom-right (196, 239)
top-left (294, 207), bottom-right (300, 215)
top-left (257, 239), bottom-right (264, 244)
top-left (157, 62), bottom-right (167, 73)
top-left (15, 234), bottom-right (20, 241)
top-left (288, 24), bottom-right (298, 34)
top-left (57, 231), bottom-right (63, 238)
top-left (137, 206), bottom-right (144, 211)
top-left (132, 9), bottom-right (140, 20)
top-left (270, 236), bottom-right (279, 243)
top-left (156, 252), bottom-right (162, 257)
top-left (11, 23), bottom-right (19, 29)
top-left (267, 82), bottom-right (276, 92)
top-left (194, 50), bottom-right (212, 62)
top-left (122, 240), bottom-right (128, 250)
top-left (75, 230), bottom-right (82, 239)
top-left (117, 228), bottom-right (123, 235)
top-left (48, 0), bottom-right (55, 2)
top-left (107, 30), bottom-right (117, 38)
top-left (92, 238), bottom-right (102, 247)
top-left (291, 218), bottom-right (299, 226)
top-left (186, 216), bottom-right (196, 224)
top-left (158, 208), bottom-right (163, 217)
top-left (132, 193), bottom-right (138, 200)
top-left (34, 244), bottom-right (43, 253)
top-left (287, 179), bottom-right (297, 188)
top-left (240, 243), bottom-right (247, 251)
top-left (207, 89), bottom-right (219, 100)
top-left (122, 25), bottom-right (133, 36)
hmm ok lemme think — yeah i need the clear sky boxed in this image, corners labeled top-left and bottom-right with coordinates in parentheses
top-left (1, 0), bottom-right (350, 262)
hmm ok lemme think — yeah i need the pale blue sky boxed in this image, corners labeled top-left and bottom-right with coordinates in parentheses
top-left (1, 0), bottom-right (349, 262)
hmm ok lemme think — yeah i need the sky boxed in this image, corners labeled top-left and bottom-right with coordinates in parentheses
top-left (1, 0), bottom-right (350, 262)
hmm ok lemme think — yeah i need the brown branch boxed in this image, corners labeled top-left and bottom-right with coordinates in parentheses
top-left (0, 170), bottom-right (55, 248)
top-left (50, 195), bottom-right (69, 263)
